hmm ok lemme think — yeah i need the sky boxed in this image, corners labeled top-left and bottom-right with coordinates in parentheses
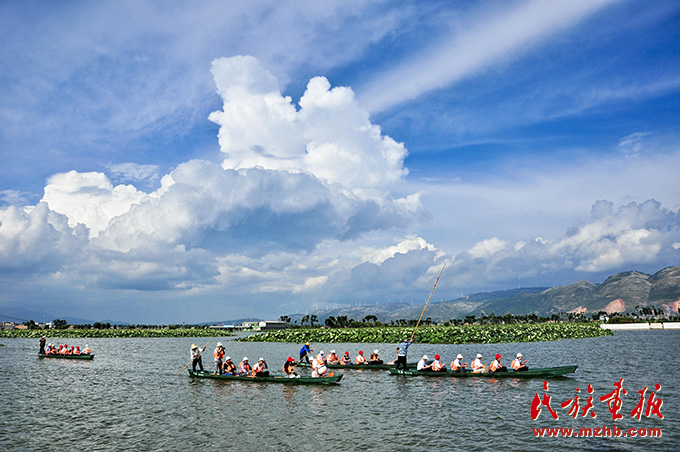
top-left (1, 0), bottom-right (679, 324)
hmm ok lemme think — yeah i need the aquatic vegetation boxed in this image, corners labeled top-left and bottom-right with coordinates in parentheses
top-left (238, 323), bottom-right (612, 344)
top-left (0, 328), bottom-right (226, 339)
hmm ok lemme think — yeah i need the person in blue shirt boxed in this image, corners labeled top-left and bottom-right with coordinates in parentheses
top-left (395, 338), bottom-right (413, 370)
top-left (299, 342), bottom-right (313, 363)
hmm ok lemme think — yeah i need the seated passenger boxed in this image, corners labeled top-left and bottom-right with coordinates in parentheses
top-left (387, 347), bottom-right (400, 365)
top-left (490, 354), bottom-right (507, 372)
top-left (283, 357), bottom-right (299, 378)
top-left (355, 350), bottom-right (367, 364)
top-left (315, 351), bottom-right (326, 364)
top-left (83, 345), bottom-right (91, 354)
top-left (312, 355), bottom-right (328, 377)
top-left (417, 355), bottom-right (433, 372)
top-left (369, 349), bottom-right (383, 365)
top-left (341, 351), bottom-right (352, 365)
top-left (511, 353), bottom-right (528, 371)
top-left (471, 353), bottom-right (489, 373)
top-left (431, 354), bottom-right (446, 372)
top-left (252, 358), bottom-right (270, 377)
top-left (451, 354), bottom-right (467, 373)
top-left (73, 346), bottom-right (81, 355)
top-left (326, 350), bottom-right (340, 365)
top-left (222, 356), bottom-right (237, 375)
top-left (238, 357), bottom-right (252, 376)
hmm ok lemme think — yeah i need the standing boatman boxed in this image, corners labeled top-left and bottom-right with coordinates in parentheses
top-left (39, 336), bottom-right (46, 355)
top-left (395, 337), bottom-right (413, 371)
top-left (190, 344), bottom-right (204, 372)
top-left (299, 342), bottom-right (313, 363)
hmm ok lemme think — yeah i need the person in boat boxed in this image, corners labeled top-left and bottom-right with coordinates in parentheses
top-left (417, 355), bottom-right (433, 372)
top-left (369, 349), bottom-right (383, 365)
top-left (299, 342), bottom-right (313, 363)
top-left (355, 350), bottom-right (367, 364)
top-left (213, 342), bottom-right (225, 375)
top-left (315, 350), bottom-right (326, 365)
top-left (490, 354), bottom-right (507, 372)
top-left (511, 353), bottom-right (528, 371)
top-left (68, 346), bottom-right (75, 355)
top-left (238, 357), bottom-right (252, 376)
top-left (387, 347), bottom-right (399, 365)
top-left (451, 354), bottom-right (467, 373)
top-left (431, 354), bottom-right (447, 372)
top-left (39, 336), bottom-right (46, 354)
top-left (252, 358), bottom-right (270, 377)
top-left (326, 350), bottom-right (340, 365)
top-left (74, 346), bottom-right (81, 355)
top-left (283, 356), bottom-right (299, 378)
top-left (395, 338), bottom-right (413, 371)
top-left (59, 345), bottom-right (67, 355)
top-left (341, 351), bottom-right (352, 365)
top-left (190, 344), bottom-right (204, 372)
top-left (222, 356), bottom-right (237, 375)
top-left (311, 354), bottom-right (328, 377)
top-left (471, 353), bottom-right (489, 373)
top-left (82, 344), bottom-right (91, 355)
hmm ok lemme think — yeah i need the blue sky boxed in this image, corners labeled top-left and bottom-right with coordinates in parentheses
top-left (1, 0), bottom-right (679, 323)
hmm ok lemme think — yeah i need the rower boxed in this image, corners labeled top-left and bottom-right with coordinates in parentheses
top-left (39, 336), bottom-right (46, 355)
top-left (283, 357), bottom-right (299, 378)
top-left (238, 357), bottom-right (252, 376)
top-left (341, 351), bottom-right (352, 365)
top-left (369, 349), bottom-right (383, 365)
top-left (395, 337), bottom-right (413, 371)
top-left (490, 354), bottom-right (507, 372)
top-left (190, 344), bottom-right (204, 372)
top-left (326, 350), bottom-right (340, 365)
top-left (471, 353), bottom-right (489, 373)
top-left (511, 353), bottom-right (529, 371)
top-left (451, 354), bottom-right (467, 373)
top-left (417, 355), bottom-right (433, 372)
top-left (355, 350), bottom-right (367, 364)
top-left (299, 342), bottom-right (312, 363)
top-left (252, 358), bottom-right (270, 377)
top-left (222, 356), bottom-right (237, 375)
top-left (431, 354), bottom-right (446, 372)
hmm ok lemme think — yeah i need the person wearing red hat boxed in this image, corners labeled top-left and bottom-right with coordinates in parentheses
top-left (490, 353), bottom-right (507, 372)
top-left (355, 350), bottom-right (367, 365)
top-left (432, 354), bottom-right (447, 372)
top-left (283, 356), bottom-right (299, 377)
top-left (341, 351), bottom-right (351, 365)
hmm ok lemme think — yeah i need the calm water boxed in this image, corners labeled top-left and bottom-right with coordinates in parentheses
top-left (0, 331), bottom-right (677, 451)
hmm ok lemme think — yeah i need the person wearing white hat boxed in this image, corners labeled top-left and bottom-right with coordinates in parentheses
top-left (326, 350), bottom-right (340, 365)
top-left (252, 357), bottom-right (270, 377)
top-left (417, 355), bottom-right (433, 371)
top-left (311, 353), bottom-right (328, 378)
top-left (213, 342), bottom-right (225, 375)
top-left (222, 356), bottom-right (237, 375)
top-left (369, 349), bottom-right (383, 365)
top-left (451, 354), bottom-right (467, 373)
top-left (511, 353), bottom-right (528, 371)
top-left (238, 357), bottom-right (252, 376)
top-left (190, 343), bottom-right (204, 372)
top-left (315, 350), bottom-right (326, 364)
top-left (471, 353), bottom-right (489, 373)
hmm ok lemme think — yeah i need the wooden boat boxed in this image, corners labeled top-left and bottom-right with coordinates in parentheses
top-left (188, 370), bottom-right (343, 384)
top-left (389, 365), bottom-right (578, 378)
top-left (298, 361), bottom-right (418, 370)
top-left (38, 353), bottom-right (94, 360)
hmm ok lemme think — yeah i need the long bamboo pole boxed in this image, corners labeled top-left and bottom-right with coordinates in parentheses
top-left (410, 264), bottom-right (446, 341)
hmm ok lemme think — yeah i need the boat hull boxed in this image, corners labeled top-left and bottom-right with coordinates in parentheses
top-left (298, 362), bottom-right (417, 370)
top-left (389, 365), bottom-right (578, 378)
top-left (188, 370), bottom-right (343, 384)
top-left (38, 353), bottom-right (94, 360)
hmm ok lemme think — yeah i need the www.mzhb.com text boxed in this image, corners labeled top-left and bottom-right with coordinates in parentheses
top-left (532, 425), bottom-right (661, 438)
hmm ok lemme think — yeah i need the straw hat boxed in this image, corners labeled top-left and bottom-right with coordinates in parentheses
top-left (191, 344), bottom-right (198, 349)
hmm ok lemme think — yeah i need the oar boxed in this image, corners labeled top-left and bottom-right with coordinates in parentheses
top-left (296, 348), bottom-right (315, 365)
top-left (410, 264), bottom-right (446, 341)
top-left (176, 338), bottom-right (213, 376)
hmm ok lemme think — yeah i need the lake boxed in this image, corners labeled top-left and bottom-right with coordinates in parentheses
top-left (0, 330), bottom-right (677, 451)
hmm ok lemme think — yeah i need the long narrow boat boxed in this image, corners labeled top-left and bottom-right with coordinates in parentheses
top-left (38, 353), bottom-right (94, 360)
top-left (389, 365), bottom-right (577, 378)
top-left (298, 361), bottom-right (418, 371)
top-left (188, 370), bottom-right (343, 385)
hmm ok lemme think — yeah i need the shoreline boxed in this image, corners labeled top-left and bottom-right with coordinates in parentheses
top-left (600, 322), bottom-right (680, 330)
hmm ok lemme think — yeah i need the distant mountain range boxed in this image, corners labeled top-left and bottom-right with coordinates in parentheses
top-left (287, 266), bottom-right (680, 323)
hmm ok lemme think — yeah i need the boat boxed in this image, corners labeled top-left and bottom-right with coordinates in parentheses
top-left (389, 365), bottom-right (578, 378)
top-left (188, 370), bottom-right (343, 384)
top-left (298, 361), bottom-right (418, 371)
top-left (38, 353), bottom-right (94, 360)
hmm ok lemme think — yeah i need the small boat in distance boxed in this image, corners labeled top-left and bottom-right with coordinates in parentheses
top-left (390, 365), bottom-right (577, 378)
top-left (38, 353), bottom-right (94, 360)
top-left (188, 370), bottom-right (343, 385)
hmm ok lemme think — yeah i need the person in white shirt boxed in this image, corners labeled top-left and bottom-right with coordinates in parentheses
top-left (417, 355), bottom-right (433, 372)
top-left (471, 353), bottom-right (489, 373)
top-left (451, 354), bottom-right (467, 373)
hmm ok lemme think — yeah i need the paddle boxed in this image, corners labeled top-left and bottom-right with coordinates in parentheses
top-left (176, 339), bottom-right (213, 376)
top-left (410, 264), bottom-right (446, 341)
